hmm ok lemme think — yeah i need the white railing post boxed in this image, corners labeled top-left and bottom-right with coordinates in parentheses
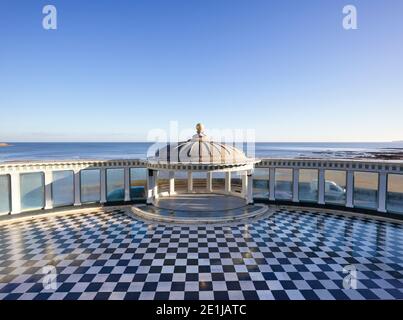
top-left (318, 169), bottom-right (325, 205)
top-left (74, 170), bottom-right (81, 206)
top-left (269, 168), bottom-right (275, 201)
top-left (10, 172), bottom-right (21, 214)
top-left (292, 168), bottom-right (299, 202)
top-left (124, 167), bottom-right (131, 202)
top-left (346, 170), bottom-right (354, 208)
top-left (378, 172), bottom-right (387, 213)
top-left (100, 168), bottom-right (107, 203)
top-left (44, 171), bottom-right (53, 210)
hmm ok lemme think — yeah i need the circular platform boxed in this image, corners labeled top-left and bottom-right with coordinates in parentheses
top-left (154, 194), bottom-right (247, 211)
top-left (130, 194), bottom-right (270, 224)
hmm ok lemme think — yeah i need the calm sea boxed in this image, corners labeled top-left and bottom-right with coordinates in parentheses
top-left (0, 142), bottom-right (403, 163)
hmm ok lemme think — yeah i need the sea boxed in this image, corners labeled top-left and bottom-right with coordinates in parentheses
top-left (1, 142), bottom-right (403, 163)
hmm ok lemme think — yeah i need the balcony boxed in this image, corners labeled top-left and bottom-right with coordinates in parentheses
top-left (0, 158), bottom-right (402, 219)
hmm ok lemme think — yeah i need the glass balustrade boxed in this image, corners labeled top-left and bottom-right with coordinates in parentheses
top-left (130, 168), bottom-right (147, 199)
top-left (253, 168), bottom-right (269, 199)
top-left (299, 169), bottom-right (318, 202)
top-left (354, 172), bottom-right (378, 210)
top-left (106, 168), bottom-right (125, 202)
top-left (53, 171), bottom-right (74, 207)
top-left (20, 172), bottom-right (45, 211)
top-left (324, 170), bottom-right (347, 205)
top-left (0, 175), bottom-right (11, 214)
top-left (81, 169), bottom-right (101, 203)
top-left (275, 168), bottom-right (293, 200)
top-left (387, 174), bottom-right (403, 214)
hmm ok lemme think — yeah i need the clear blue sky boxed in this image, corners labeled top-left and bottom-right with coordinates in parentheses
top-left (1, 0), bottom-right (402, 142)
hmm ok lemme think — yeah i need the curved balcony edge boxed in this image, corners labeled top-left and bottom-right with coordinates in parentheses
top-left (0, 158), bottom-right (402, 219)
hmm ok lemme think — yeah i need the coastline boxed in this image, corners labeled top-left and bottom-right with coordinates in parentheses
top-left (0, 142), bottom-right (402, 162)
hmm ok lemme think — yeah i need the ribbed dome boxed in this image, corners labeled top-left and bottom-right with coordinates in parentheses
top-left (151, 124), bottom-right (255, 165)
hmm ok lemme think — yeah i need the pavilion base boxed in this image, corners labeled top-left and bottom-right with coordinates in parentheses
top-left (130, 194), bottom-right (270, 224)
top-left (154, 193), bottom-right (247, 211)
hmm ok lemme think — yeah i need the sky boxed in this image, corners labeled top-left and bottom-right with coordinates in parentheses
top-left (0, 0), bottom-right (402, 142)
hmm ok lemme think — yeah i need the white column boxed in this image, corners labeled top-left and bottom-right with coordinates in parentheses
top-left (169, 171), bottom-right (175, 195)
top-left (292, 168), bottom-right (299, 202)
top-left (225, 171), bottom-right (231, 193)
top-left (269, 168), bottom-right (275, 201)
top-left (378, 172), bottom-right (387, 213)
top-left (318, 169), bottom-right (325, 205)
top-left (147, 169), bottom-right (154, 204)
top-left (154, 171), bottom-right (159, 199)
top-left (100, 168), bottom-right (107, 203)
top-left (124, 167), bottom-right (131, 202)
top-left (74, 169), bottom-right (81, 206)
top-left (187, 171), bottom-right (193, 192)
top-left (10, 172), bottom-right (21, 214)
top-left (241, 172), bottom-right (247, 197)
top-left (247, 171), bottom-right (253, 204)
top-left (44, 171), bottom-right (53, 210)
top-left (207, 172), bottom-right (213, 192)
top-left (346, 170), bottom-right (354, 208)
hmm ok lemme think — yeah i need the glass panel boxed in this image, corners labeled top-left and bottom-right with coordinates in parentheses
top-left (325, 170), bottom-right (347, 205)
top-left (80, 169), bottom-right (100, 203)
top-left (231, 172), bottom-right (242, 193)
top-left (106, 169), bottom-right (124, 202)
top-left (299, 169), bottom-right (318, 202)
top-left (387, 174), bottom-right (403, 214)
top-left (193, 172), bottom-right (207, 192)
top-left (0, 175), bottom-right (11, 214)
top-left (354, 172), bottom-right (378, 209)
top-left (174, 171), bottom-right (187, 193)
top-left (253, 168), bottom-right (269, 199)
top-left (53, 171), bottom-right (74, 207)
top-left (212, 172), bottom-right (225, 191)
top-left (20, 172), bottom-right (44, 211)
top-left (130, 168), bottom-right (147, 199)
top-left (275, 168), bottom-right (293, 200)
top-left (157, 171), bottom-right (170, 195)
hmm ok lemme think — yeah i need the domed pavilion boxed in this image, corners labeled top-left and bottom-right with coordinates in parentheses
top-left (145, 124), bottom-right (260, 207)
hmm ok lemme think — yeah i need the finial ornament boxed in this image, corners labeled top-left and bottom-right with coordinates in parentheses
top-left (196, 123), bottom-right (205, 134)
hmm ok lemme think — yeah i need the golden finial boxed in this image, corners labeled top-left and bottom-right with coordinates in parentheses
top-left (196, 123), bottom-right (205, 134)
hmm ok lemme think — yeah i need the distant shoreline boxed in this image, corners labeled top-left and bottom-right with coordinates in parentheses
top-left (0, 142), bottom-right (402, 162)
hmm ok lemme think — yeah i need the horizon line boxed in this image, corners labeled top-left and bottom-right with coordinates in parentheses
top-left (2, 140), bottom-right (403, 144)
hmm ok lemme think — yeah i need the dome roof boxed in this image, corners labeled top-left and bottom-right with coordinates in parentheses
top-left (150, 124), bottom-right (256, 165)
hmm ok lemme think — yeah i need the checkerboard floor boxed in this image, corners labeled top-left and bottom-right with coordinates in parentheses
top-left (0, 207), bottom-right (402, 300)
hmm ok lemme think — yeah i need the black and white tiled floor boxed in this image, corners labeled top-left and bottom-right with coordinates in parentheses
top-left (0, 208), bottom-right (402, 300)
